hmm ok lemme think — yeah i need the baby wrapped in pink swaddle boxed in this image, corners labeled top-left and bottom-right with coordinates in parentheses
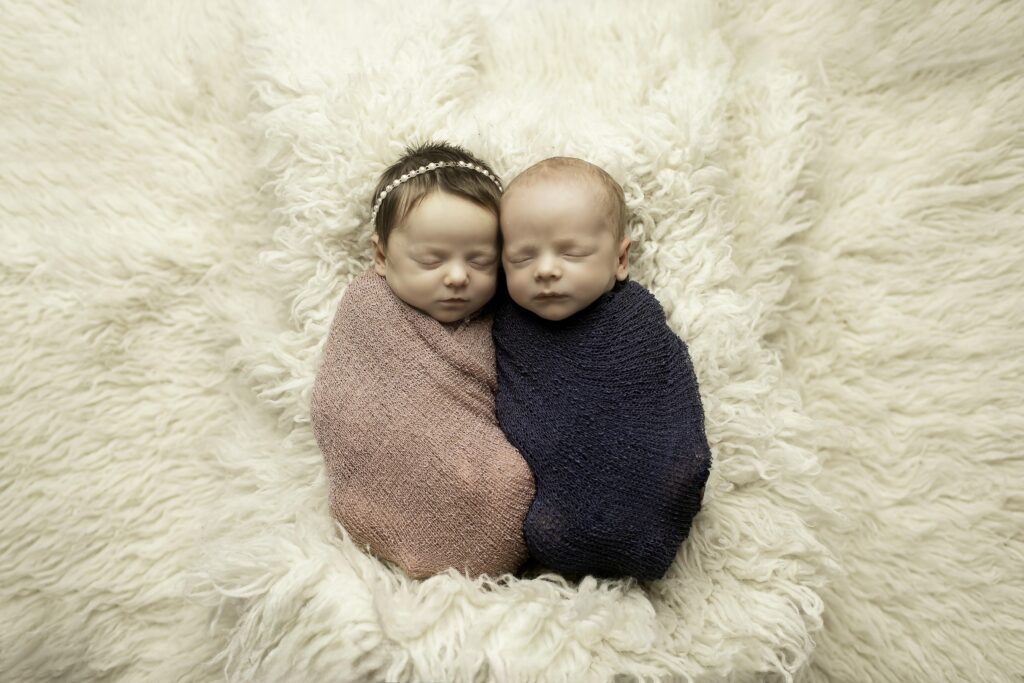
top-left (310, 142), bottom-right (534, 579)
top-left (311, 269), bottom-right (534, 579)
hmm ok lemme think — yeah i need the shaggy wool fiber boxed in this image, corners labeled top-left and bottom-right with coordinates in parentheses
top-left (1, 1), bottom-right (1021, 682)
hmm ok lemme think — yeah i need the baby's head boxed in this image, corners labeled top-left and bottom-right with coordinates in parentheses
top-left (371, 141), bottom-right (503, 324)
top-left (499, 157), bottom-right (630, 321)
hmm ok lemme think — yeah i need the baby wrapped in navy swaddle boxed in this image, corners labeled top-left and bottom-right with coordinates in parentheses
top-left (493, 156), bottom-right (712, 581)
top-left (493, 278), bottom-right (711, 581)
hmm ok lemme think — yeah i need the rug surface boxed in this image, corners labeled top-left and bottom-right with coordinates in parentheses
top-left (1, 1), bottom-right (1020, 682)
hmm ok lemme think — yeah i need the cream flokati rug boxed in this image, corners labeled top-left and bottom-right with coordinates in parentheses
top-left (1, 1), bottom-right (1021, 681)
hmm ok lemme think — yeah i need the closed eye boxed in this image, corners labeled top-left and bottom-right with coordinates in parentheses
top-left (416, 258), bottom-right (496, 267)
top-left (507, 252), bottom-right (591, 262)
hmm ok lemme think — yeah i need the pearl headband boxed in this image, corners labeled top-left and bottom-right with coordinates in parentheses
top-left (371, 160), bottom-right (504, 224)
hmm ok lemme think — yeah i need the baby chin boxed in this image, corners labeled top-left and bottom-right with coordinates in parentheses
top-left (423, 299), bottom-right (483, 323)
top-left (521, 294), bottom-right (583, 321)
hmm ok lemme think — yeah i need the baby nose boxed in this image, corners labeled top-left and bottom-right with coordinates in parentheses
top-left (536, 253), bottom-right (561, 278)
top-left (445, 262), bottom-right (469, 283)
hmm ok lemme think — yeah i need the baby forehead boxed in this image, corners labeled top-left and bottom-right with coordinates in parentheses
top-left (499, 209), bottom-right (609, 246)
top-left (501, 178), bottom-right (612, 232)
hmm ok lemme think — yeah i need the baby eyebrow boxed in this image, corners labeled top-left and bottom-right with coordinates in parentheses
top-left (505, 241), bottom-right (587, 254)
top-left (416, 248), bottom-right (497, 257)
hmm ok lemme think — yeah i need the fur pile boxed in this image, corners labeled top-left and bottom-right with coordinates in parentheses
top-left (2, 0), bottom-right (1021, 681)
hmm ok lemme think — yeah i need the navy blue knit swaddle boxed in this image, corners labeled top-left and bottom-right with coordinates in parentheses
top-left (493, 278), bottom-right (712, 581)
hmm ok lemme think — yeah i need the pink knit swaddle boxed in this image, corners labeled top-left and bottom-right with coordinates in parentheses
top-left (310, 268), bottom-right (535, 579)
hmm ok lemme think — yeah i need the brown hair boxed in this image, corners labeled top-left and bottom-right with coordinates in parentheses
top-left (371, 141), bottom-right (503, 249)
top-left (503, 157), bottom-right (628, 244)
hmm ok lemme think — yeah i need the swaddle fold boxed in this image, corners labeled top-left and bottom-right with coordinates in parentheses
top-left (311, 269), bottom-right (535, 579)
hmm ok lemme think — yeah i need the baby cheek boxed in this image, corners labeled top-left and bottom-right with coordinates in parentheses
top-left (503, 273), bottom-right (529, 296)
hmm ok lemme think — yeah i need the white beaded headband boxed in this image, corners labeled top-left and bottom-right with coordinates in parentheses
top-left (371, 160), bottom-right (504, 224)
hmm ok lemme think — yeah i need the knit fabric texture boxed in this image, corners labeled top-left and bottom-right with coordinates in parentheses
top-left (310, 268), bottom-right (535, 580)
top-left (492, 277), bottom-right (712, 581)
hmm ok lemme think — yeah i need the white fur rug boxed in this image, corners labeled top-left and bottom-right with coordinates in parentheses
top-left (1, 1), bottom-right (1020, 681)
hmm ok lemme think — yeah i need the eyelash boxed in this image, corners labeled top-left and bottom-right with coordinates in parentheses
top-left (509, 253), bottom-right (589, 264)
top-left (418, 259), bottom-right (496, 268)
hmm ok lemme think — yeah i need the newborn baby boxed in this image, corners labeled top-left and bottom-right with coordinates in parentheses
top-left (493, 157), bottom-right (712, 581)
top-left (310, 141), bottom-right (534, 580)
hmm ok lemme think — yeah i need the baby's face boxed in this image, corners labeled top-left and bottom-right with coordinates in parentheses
top-left (372, 190), bottom-right (500, 324)
top-left (500, 178), bottom-right (629, 321)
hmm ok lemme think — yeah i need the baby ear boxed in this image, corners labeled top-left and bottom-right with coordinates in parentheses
top-left (616, 237), bottom-right (631, 281)
top-left (371, 234), bottom-right (387, 276)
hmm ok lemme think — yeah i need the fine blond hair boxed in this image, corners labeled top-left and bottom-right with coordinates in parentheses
top-left (503, 157), bottom-right (627, 243)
